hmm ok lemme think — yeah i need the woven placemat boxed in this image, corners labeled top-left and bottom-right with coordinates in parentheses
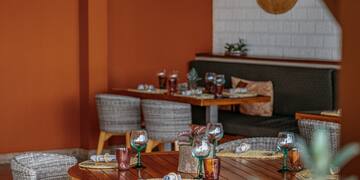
top-left (79, 157), bottom-right (137, 169)
top-left (174, 93), bottom-right (215, 99)
top-left (295, 169), bottom-right (339, 180)
top-left (128, 89), bottom-right (167, 94)
top-left (217, 150), bottom-right (283, 159)
top-left (223, 92), bottom-right (258, 98)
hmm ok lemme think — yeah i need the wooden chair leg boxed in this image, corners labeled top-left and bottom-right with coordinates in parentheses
top-left (174, 141), bottom-right (179, 151)
top-left (125, 131), bottom-right (131, 149)
top-left (97, 131), bottom-right (107, 155)
top-left (158, 143), bottom-right (165, 152)
top-left (146, 139), bottom-right (161, 153)
top-left (97, 131), bottom-right (113, 155)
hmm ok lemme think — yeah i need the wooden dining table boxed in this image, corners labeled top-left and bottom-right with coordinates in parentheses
top-left (68, 152), bottom-right (296, 180)
top-left (110, 88), bottom-right (271, 123)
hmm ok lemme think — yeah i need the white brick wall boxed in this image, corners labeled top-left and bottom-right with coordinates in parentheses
top-left (213, 0), bottom-right (341, 60)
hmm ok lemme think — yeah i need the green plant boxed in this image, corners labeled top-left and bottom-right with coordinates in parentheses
top-left (187, 68), bottom-right (202, 89)
top-left (296, 129), bottom-right (360, 180)
top-left (225, 38), bottom-right (248, 55)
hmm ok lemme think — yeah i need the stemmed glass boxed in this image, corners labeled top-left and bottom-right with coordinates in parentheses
top-left (130, 130), bottom-right (148, 169)
top-left (205, 72), bottom-right (216, 94)
top-left (215, 74), bottom-right (225, 98)
top-left (277, 132), bottom-right (296, 173)
top-left (206, 123), bottom-right (224, 157)
top-left (192, 135), bottom-right (211, 179)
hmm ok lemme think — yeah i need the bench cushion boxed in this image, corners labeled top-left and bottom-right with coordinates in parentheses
top-left (219, 111), bottom-right (298, 137)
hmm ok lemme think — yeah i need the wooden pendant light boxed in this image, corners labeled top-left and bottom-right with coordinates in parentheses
top-left (257, 0), bottom-right (298, 14)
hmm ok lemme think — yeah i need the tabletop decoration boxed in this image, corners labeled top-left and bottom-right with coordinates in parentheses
top-left (187, 68), bottom-right (202, 90)
top-left (177, 125), bottom-right (207, 173)
top-left (136, 84), bottom-right (156, 92)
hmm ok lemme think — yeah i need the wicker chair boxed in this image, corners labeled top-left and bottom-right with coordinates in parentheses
top-left (298, 119), bottom-right (341, 154)
top-left (96, 94), bottom-right (141, 155)
top-left (11, 153), bottom-right (77, 180)
top-left (217, 137), bottom-right (282, 152)
top-left (142, 99), bottom-right (192, 152)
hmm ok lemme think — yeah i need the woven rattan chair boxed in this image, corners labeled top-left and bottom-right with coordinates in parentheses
top-left (217, 137), bottom-right (282, 152)
top-left (11, 153), bottom-right (77, 180)
top-left (96, 94), bottom-right (141, 154)
top-left (142, 99), bottom-right (192, 152)
top-left (298, 119), bottom-right (341, 154)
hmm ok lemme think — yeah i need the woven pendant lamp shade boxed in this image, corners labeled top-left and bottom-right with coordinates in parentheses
top-left (257, 0), bottom-right (298, 14)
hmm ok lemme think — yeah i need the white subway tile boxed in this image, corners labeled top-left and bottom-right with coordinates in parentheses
top-left (291, 35), bottom-right (307, 47)
top-left (268, 47), bottom-right (284, 57)
top-left (283, 22), bottom-right (299, 33)
top-left (299, 22), bottom-right (316, 34)
top-left (323, 35), bottom-right (340, 48)
top-left (276, 35), bottom-right (292, 46)
top-left (307, 8), bottom-right (323, 20)
top-left (306, 35), bottom-right (323, 48)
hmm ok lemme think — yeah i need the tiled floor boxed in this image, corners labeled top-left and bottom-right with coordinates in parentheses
top-left (0, 134), bottom-right (243, 180)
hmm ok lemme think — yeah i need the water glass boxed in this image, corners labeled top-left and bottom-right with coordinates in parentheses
top-left (277, 132), bottom-right (296, 173)
top-left (204, 157), bottom-right (221, 180)
top-left (192, 135), bottom-right (211, 179)
top-left (168, 71), bottom-right (178, 95)
top-left (215, 74), bottom-right (225, 98)
top-left (205, 72), bottom-right (216, 94)
top-left (206, 123), bottom-right (224, 157)
top-left (115, 147), bottom-right (130, 171)
top-left (130, 130), bottom-right (148, 168)
top-left (157, 70), bottom-right (167, 89)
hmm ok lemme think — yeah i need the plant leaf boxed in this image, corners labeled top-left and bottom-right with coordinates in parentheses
top-left (331, 143), bottom-right (360, 169)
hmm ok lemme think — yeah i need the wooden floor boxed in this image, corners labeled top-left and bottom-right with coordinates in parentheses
top-left (0, 134), bottom-right (242, 180)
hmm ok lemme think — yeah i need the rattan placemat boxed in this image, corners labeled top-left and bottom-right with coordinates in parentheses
top-left (295, 169), bottom-right (339, 180)
top-left (217, 150), bottom-right (283, 159)
top-left (174, 93), bottom-right (215, 99)
top-left (128, 89), bottom-right (167, 94)
top-left (79, 157), bottom-right (137, 169)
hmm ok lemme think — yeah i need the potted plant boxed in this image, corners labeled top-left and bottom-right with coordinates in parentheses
top-left (224, 38), bottom-right (248, 56)
top-left (187, 68), bottom-right (202, 90)
top-left (296, 129), bottom-right (360, 180)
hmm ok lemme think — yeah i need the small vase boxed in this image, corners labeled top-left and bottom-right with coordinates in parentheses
top-left (178, 145), bottom-right (199, 173)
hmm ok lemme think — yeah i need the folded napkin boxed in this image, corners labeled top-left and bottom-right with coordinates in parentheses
top-left (90, 153), bottom-right (116, 162)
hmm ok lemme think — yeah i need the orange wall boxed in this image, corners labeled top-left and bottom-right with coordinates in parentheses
top-left (339, 0), bottom-right (360, 175)
top-left (0, 0), bottom-right (80, 153)
top-left (108, 0), bottom-right (212, 89)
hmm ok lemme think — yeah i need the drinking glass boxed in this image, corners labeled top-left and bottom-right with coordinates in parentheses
top-left (157, 70), bottom-right (167, 89)
top-left (205, 72), bottom-right (216, 94)
top-left (168, 71), bottom-right (178, 95)
top-left (215, 74), bottom-right (225, 98)
top-left (277, 132), bottom-right (296, 173)
top-left (115, 146), bottom-right (130, 171)
top-left (192, 135), bottom-right (211, 179)
top-left (130, 130), bottom-right (148, 168)
top-left (206, 123), bottom-right (224, 157)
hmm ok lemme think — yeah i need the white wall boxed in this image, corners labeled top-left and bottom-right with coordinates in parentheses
top-left (213, 0), bottom-right (341, 60)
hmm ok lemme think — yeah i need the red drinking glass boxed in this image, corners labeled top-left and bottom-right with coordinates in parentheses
top-left (168, 72), bottom-right (178, 95)
top-left (204, 157), bottom-right (221, 180)
top-left (157, 70), bottom-right (167, 89)
top-left (116, 147), bottom-right (130, 171)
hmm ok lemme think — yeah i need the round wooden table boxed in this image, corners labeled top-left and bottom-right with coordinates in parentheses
top-left (68, 152), bottom-right (295, 180)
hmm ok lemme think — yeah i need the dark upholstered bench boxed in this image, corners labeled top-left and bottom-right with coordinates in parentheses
top-left (189, 58), bottom-right (338, 137)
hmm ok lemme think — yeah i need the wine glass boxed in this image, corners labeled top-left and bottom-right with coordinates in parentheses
top-left (205, 72), bottom-right (216, 93)
top-left (215, 74), bottom-right (225, 98)
top-left (206, 123), bottom-right (224, 157)
top-left (192, 135), bottom-right (211, 179)
top-left (130, 130), bottom-right (148, 168)
top-left (277, 132), bottom-right (296, 173)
